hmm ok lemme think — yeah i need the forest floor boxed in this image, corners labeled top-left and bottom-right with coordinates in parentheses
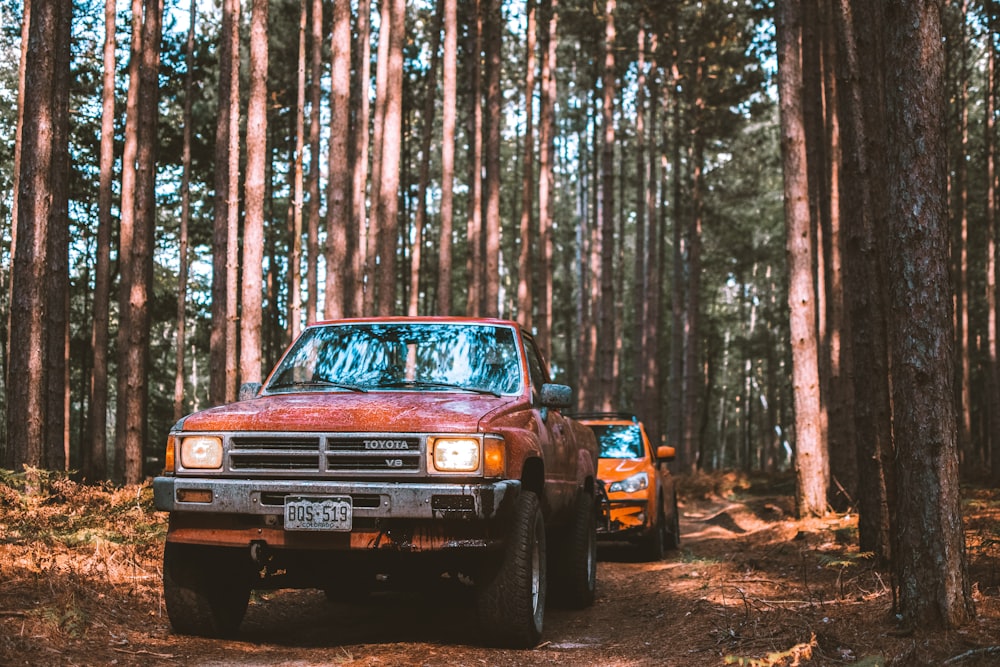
top-left (1, 470), bottom-right (999, 667)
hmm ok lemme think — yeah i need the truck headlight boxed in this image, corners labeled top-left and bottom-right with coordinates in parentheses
top-left (429, 437), bottom-right (480, 472)
top-left (609, 472), bottom-right (648, 494)
top-left (179, 436), bottom-right (223, 469)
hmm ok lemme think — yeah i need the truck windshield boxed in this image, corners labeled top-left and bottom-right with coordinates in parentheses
top-left (266, 322), bottom-right (523, 396)
top-left (593, 424), bottom-right (644, 459)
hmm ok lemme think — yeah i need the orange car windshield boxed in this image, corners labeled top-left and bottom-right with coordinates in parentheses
top-left (267, 322), bottom-right (523, 396)
top-left (593, 424), bottom-right (643, 459)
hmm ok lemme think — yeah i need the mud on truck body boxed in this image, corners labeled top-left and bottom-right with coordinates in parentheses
top-left (153, 317), bottom-right (599, 648)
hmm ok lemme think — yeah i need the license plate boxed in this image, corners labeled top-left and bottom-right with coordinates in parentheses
top-left (284, 496), bottom-right (353, 531)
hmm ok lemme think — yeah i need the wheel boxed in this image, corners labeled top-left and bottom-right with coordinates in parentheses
top-left (550, 490), bottom-right (597, 608)
top-left (163, 542), bottom-right (252, 638)
top-left (640, 495), bottom-right (667, 561)
top-left (476, 490), bottom-right (547, 648)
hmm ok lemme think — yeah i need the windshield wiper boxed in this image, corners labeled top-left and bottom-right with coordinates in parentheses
top-left (372, 379), bottom-right (501, 397)
top-left (267, 379), bottom-right (368, 393)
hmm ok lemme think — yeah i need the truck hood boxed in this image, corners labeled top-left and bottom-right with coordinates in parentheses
top-left (176, 391), bottom-right (521, 434)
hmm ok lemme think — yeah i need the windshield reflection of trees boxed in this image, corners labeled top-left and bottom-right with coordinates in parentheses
top-left (594, 425), bottom-right (643, 458)
top-left (269, 323), bottom-right (522, 395)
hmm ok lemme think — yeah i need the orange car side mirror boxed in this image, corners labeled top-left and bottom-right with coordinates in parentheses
top-left (655, 445), bottom-right (675, 462)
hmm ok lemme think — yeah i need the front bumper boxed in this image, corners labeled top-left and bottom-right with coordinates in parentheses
top-left (154, 476), bottom-right (517, 520)
top-left (598, 497), bottom-right (652, 537)
top-left (153, 477), bottom-right (520, 552)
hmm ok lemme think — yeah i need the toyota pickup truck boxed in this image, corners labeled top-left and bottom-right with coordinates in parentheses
top-left (153, 317), bottom-right (598, 648)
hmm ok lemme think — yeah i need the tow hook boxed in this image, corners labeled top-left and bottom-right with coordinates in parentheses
top-left (250, 540), bottom-right (268, 566)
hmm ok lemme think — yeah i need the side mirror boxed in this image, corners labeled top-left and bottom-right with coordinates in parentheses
top-left (655, 445), bottom-right (675, 462)
top-left (540, 383), bottom-right (572, 409)
top-left (239, 382), bottom-right (262, 401)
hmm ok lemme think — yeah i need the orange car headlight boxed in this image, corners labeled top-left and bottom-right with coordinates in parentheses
top-left (609, 472), bottom-right (648, 494)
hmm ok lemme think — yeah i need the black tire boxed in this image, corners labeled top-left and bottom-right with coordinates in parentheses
top-left (163, 542), bottom-right (252, 638)
top-left (640, 495), bottom-right (668, 561)
top-left (550, 491), bottom-right (597, 608)
top-left (476, 490), bottom-right (547, 648)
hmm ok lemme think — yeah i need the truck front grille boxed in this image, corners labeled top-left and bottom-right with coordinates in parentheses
top-left (226, 434), bottom-right (423, 476)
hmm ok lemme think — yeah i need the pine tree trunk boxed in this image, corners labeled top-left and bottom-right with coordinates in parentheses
top-left (409, 0), bottom-right (443, 317)
top-left (288, 0), bottom-right (305, 339)
top-left (240, 0), bottom-right (268, 385)
top-left (326, 0), bottom-right (352, 320)
top-left (598, 0), bottom-right (617, 411)
top-left (173, 0), bottom-right (194, 423)
top-left (516, 0), bottom-right (536, 329)
top-left (834, 0), bottom-right (893, 564)
top-left (437, 0), bottom-right (457, 316)
top-left (483, 0), bottom-right (502, 317)
top-left (466, 0), bottom-right (484, 317)
top-left (84, 0), bottom-right (115, 480)
top-left (777, 0), bottom-right (828, 516)
top-left (6, 0), bottom-right (59, 473)
top-left (536, 0), bottom-right (558, 358)
top-left (210, 0), bottom-right (240, 406)
top-left (116, 0), bottom-right (162, 484)
top-left (353, 0), bottom-right (372, 317)
top-left (305, 0), bottom-right (322, 324)
top-left (882, 0), bottom-right (974, 629)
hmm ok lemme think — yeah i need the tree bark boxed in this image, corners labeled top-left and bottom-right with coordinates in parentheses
top-left (409, 0), bottom-right (443, 317)
top-left (882, 0), bottom-right (974, 629)
top-left (437, 0), bottom-right (457, 316)
top-left (777, 0), bottom-right (829, 517)
top-left (115, 0), bottom-right (162, 484)
top-left (374, 0), bottom-right (405, 316)
top-left (305, 0), bottom-right (323, 324)
top-left (536, 0), bottom-right (558, 358)
top-left (6, 0), bottom-right (64, 474)
top-left (240, 0), bottom-right (268, 385)
top-left (173, 0), bottom-right (194, 424)
top-left (465, 0), bottom-right (484, 317)
top-left (598, 0), bottom-right (617, 411)
top-left (482, 0), bottom-right (502, 317)
top-left (516, 0), bottom-right (537, 329)
top-left (834, 0), bottom-right (893, 564)
top-left (326, 0), bottom-right (352, 320)
top-left (210, 0), bottom-right (240, 406)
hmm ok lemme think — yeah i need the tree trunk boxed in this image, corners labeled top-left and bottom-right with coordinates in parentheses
top-left (834, 0), bottom-right (893, 564)
top-left (326, 0), bottom-right (352, 320)
top-left (6, 0), bottom-right (63, 474)
top-left (409, 0), bottom-right (443, 317)
top-left (437, 0), bottom-right (457, 316)
top-left (84, 0), bottom-right (115, 480)
top-left (210, 0), bottom-right (240, 406)
top-left (374, 0), bottom-right (405, 316)
top-left (882, 0), bottom-right (974, 630)
top-left (240, 0), bottom-right (268, 385)
top-left (536, 0), bottom-right (558, 358)
top-left (466, 0), bottom-right (484, 317)
top-left (516, 0), bottom-right (536, 329)
top-left (173, 0), bottom-right (194, 424)
top-left (115, 0), bottom-right (162, 484)
top-left (777, 0), bottom-right (828, 517)
top-left (482, 0), bottom-right (502, 317)
top-left (598, 0), bottom-right (617, 411)
top-left (353, 0), bottom-right (373, 317)
top-left (289, 0), bottom-right (305, 340)
top-left (305, 0), bottom-right (322, 324)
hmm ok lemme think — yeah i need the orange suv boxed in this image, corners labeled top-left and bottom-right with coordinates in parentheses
top-left (574, 413), bottom-right (679, 560)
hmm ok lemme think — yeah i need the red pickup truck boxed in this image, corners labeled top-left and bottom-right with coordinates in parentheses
top-left (154, 317), bottom-right (598, 648)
